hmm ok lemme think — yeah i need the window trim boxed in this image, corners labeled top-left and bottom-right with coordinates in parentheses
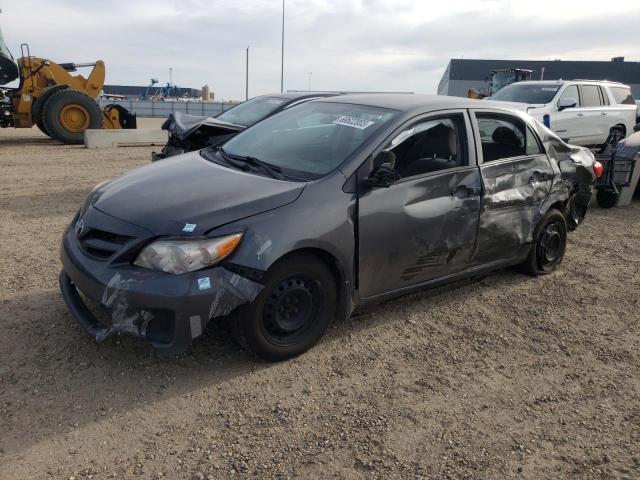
top-left (470, 109), bottom-right (547, 165)
top-left (360, 108), bottom-right (477, 184)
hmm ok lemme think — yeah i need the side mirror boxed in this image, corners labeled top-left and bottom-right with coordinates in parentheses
top-left (633, 123), bottom-right (640, 133)
top-left (366, 162), bottom-right (400, 188)
top-left (558, 98), bottom-right (577, 111)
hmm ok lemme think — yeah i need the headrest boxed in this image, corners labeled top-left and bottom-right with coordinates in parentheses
top-left (492, 126), bottom-right (521, 147)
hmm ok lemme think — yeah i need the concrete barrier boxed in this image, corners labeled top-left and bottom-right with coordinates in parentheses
top-left (84, 129), bottom-right (167, 148)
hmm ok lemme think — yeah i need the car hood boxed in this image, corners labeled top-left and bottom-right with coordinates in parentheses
top-left (487, 100), bottom-right (546, 113)
top-left (90, 151), bottom-right (305, 235)
top-left (162, 111), bottom-right (245, 141)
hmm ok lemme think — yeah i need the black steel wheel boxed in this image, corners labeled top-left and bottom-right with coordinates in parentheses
top-left (521, 209), bottom-right (567, 276)
top-left (596, 189), bottom-right (618, 209)
top-left (231, 254), bottom-right (337, 361)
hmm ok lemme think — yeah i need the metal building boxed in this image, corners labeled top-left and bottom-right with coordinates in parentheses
top-left (437, 58), bottom-right (640, 97)
top-left (102, 85), bottom-right (202, 100)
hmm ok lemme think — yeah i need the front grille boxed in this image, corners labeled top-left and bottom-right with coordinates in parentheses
top-left (78, 228), bottom-right (133, 259)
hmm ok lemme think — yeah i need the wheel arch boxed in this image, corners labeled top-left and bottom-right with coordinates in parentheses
top-left (270, 246), bottom-right (353, 322)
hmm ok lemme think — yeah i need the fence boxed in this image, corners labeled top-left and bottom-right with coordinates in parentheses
top-left (99, 100), bottom-right (234, 118)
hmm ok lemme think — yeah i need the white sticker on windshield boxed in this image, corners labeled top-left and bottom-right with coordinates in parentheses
top-left (541, 87), bottom-right (559, 92)
top-left (332, 116), bottom-right (375, 130)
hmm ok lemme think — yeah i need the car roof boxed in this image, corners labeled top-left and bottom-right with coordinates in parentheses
top-left (514, 79), bottom-right (629, 87)
top-left (316, 93), bottom-right (487, 112)
top-left (259, 92), bottom-right (339, 100)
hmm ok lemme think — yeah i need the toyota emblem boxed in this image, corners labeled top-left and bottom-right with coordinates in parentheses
top-left (74, 218), bottom-right (86, 237)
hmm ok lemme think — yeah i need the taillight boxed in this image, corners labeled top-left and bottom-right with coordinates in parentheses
top-left (593, 161), bottom-right (603, 178)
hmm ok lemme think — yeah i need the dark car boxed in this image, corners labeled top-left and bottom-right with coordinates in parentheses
top-left (60, 94), bottom-right (598, 361)
top-left (152, 92), bottom-right (340, 160)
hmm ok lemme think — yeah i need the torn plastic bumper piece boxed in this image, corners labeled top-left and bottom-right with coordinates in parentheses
top-left (59, 234), bottom-right (263, 354)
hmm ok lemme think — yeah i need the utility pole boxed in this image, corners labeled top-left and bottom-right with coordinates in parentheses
top-left (280, 0), bottom-right (285, 92)
top-left (246, 46), bottom-right (249, 100)
top-left (308, 72), bottom-right (312, 91)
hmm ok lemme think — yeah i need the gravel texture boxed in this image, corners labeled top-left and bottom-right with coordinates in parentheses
top-left (1, 123), bottom-right (639, 479)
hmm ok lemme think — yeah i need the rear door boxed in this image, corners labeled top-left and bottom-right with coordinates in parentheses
top-left (470, 111), bottom-right (554, 265)
top-left (358, 110), bottom-right (482, 298)
top-left (578, 84), bottom-right (607, 144)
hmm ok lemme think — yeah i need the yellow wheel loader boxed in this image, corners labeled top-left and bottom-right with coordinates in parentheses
top-left (0, 24), bottom-right (135, 144)
top-left (467, 68), bottom-right (533, 99)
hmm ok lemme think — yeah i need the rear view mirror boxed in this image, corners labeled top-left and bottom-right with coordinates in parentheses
top-left (633, 123), bottom-right (640, 133)
top-left (558, 98), bottom-right (577, 111)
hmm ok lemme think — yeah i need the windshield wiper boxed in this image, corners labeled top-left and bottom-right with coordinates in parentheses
top-left (220, 148), bottom-right (286, 180)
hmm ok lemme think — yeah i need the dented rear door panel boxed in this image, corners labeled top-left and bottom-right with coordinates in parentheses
top-left (473, 154), bottom-right (553, 264)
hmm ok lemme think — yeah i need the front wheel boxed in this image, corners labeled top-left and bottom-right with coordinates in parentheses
top-left (521, 209), bottom-right (567, 276)
top-left (231, 254), bottom-right (337, 361)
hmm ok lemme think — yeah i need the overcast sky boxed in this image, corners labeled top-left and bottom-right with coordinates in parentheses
top-left (2, 0), bottom-right (639, 100)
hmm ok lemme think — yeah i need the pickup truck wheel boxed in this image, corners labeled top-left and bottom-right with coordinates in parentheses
top-left (521, 209), bottom-right (567, 276)
top-left (596, 189), bottom-right (618, 208)
top-left (231, 254), bottom-right (336, 361)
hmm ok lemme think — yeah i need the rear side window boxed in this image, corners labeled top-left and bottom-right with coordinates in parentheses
top-left (610, 86), bottom-right (636, 105)
top-left (476, 115), bottom-right (527, 162)
top-left (581, 85), bottom-right (602, 107)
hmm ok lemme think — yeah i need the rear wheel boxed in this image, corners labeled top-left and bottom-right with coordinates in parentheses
top-left (521, 209), bottom-right (567, 276)
top-left (42, 89), bottom-right (103, 144)
top-left (231, 254), bottom-right (337, 361)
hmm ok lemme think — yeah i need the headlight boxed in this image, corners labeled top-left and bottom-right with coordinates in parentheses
top-left (134, 233), bottom-right (243, 274)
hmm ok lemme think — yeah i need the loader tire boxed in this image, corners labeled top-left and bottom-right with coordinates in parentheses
top-left (42, 89), bottom-right (103, 144)
top-left (36, 120), bottom-right (51, 138)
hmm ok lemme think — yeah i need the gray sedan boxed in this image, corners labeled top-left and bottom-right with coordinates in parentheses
top-left (60, 94), bottom-right (598, 360)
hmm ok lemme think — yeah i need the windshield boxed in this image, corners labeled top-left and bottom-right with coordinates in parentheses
top-left (213, 101), bottom-right (397, 179)
top-left (491, 83), bottom-right (560, 104)
top-left (216, 96), bottom-right (287, 126)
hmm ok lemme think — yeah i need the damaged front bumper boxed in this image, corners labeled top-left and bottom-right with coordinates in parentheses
top-left (59, 220), bottom-right (262, 355)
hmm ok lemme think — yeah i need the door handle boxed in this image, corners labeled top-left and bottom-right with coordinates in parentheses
top-left (601, 112), bottom-right (608, 115)
top-left (576, 112), bottom-right (584, 116)
top-left (450, 185), bottom-right (480, 198)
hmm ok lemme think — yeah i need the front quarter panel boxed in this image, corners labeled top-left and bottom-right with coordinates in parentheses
top-left (212, 172), bottom-right (356, 286)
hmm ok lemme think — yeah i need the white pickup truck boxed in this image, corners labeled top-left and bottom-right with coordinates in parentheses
top-left (490, 80), bottom-right (637, 147)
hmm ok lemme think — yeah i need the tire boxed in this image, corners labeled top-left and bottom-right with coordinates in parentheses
top-left (36, 120), bottom-right (51, 137)
top-left (231, 254), bottom-right (337, 361)
top-left (596, 189), bottom-right (618, 208)
top-left (42, 89), bottom-right (103, 144)
top-left (521, 209), bottom-right (568, 276)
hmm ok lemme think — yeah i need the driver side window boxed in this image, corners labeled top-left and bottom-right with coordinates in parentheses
top-left (558, 85), bottom-right (580, 107)
top-left (383, 114), bottom-right (468, 179)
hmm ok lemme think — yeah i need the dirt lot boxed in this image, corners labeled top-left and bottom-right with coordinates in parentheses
top-left (1, 122), bottom-right (639, 480)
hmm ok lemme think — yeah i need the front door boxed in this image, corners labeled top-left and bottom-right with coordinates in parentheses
top-left (552, 84), bottom-right (585, 144)
top-left (358, 111), bottom-right (482, 298)
top-left (470, 111), bottom-right (554, 265)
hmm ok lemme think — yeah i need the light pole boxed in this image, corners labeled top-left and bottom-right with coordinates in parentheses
top-left (308, 72), bottom-right (312, 91)
top-left (280, 0), bottom-right (285, 93)
top-left (245, 46), bottom-right (249, 100)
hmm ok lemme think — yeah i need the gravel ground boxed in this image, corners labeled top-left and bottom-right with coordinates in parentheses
top-left (1, 123), bottom-right (639, 480)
